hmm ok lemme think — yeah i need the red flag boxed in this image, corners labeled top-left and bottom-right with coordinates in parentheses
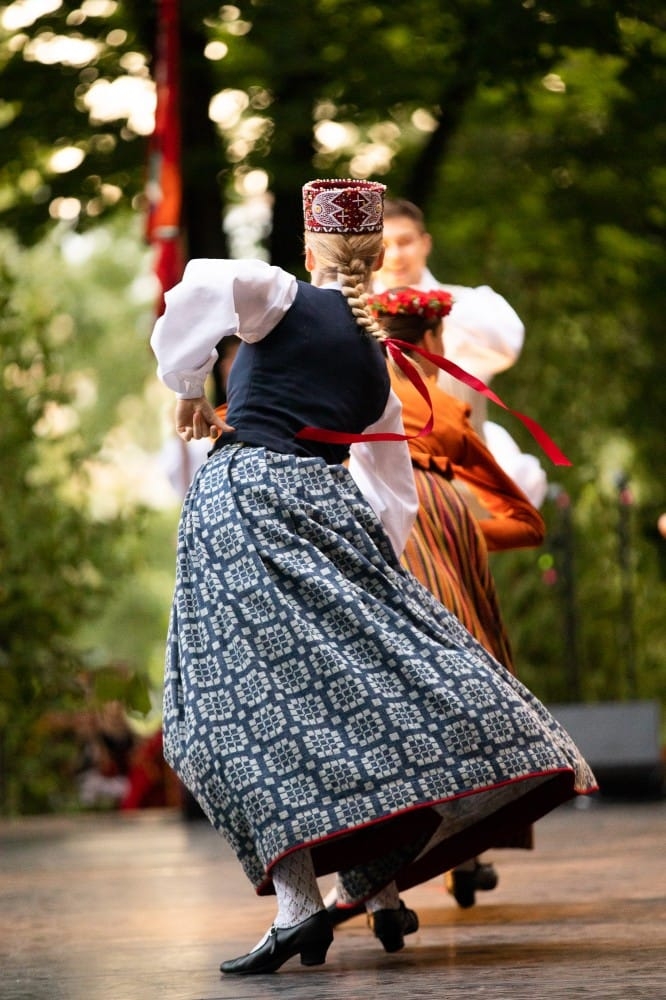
top-left (146, 0), bottom-right (183, 316)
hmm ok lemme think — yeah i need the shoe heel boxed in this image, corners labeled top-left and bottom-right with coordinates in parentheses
top-left (369, 907), bottom-right (415, 954)
top-left (299, 914), bottom-right (333, 966)
top-left (300, 946), bottom-right (329, 967)
top-left (376, 930), bottom-right (404, 954)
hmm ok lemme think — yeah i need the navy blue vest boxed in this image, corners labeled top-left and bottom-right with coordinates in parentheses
top-left (219, 281), bottom-right (390, 465)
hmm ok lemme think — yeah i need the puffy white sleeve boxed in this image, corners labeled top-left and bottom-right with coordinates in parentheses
top-left (347, 389), bottom-right (418, 558)
top-left (439, 284), bottom-right (525, 382)
top-left (150, 258), bottom-right (297, 397)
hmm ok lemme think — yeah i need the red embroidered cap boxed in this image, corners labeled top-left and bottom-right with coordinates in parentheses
top-left (303, 178), bottom-right (386, 234)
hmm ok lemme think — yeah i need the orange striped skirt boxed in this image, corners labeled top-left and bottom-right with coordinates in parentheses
top-left (401, 468), bottom-right (515, 674)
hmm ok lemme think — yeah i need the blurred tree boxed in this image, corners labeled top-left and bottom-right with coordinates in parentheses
top-left (2, 2), bottom-right (662, 267)
top-left (0, 0), bottom-right (226, 257)
top-left (0, 0), bottom-right (664, 801)
top-left (0, 220), bottom-right (177, 814)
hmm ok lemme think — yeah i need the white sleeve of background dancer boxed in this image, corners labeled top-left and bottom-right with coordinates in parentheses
top-left (348, 389), bottom-right (418, 558)
top-left (150, 258), bottom-right (297, 398)
top-left (438, 284), bottom-right (525, 381)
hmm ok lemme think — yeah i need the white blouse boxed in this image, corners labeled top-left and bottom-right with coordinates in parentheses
top-left (401, 267), bottom-right (525, 382)
top-left (151, 258), bottom-right (418, 556)
top-left (401, 268), bottom-right (546, 507)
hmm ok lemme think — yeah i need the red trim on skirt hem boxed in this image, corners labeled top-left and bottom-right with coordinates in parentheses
top-left (255, 767), bottom-right (597, 896)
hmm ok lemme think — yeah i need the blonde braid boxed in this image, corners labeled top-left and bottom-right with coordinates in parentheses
top-left (338, 259), bottom-right (387, 343)
top-left (305, 232), bottom-right (387, 344)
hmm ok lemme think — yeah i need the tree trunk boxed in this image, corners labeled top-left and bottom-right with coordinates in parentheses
top-left (180, 20), bottom-right (227, 260)
top-left (269, 133), bottom-right (314, 276)
top-left (405, 76), bottom-right (477, 214)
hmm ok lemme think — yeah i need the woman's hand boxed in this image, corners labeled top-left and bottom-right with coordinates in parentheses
top-left (175, 396), bottom-right (234, 442)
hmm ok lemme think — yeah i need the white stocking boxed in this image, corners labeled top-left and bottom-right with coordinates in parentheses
top-left (364, 880), bottom-right (400, 913)
top-left (271, 848), bottom-right (324, 928)
top-left (322, 883), bottom-right (339, 908)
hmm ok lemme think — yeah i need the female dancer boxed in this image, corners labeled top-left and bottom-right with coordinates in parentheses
top-left (151, 178), bottom-right (595, 976)
top-left (326, 287), bottom-right (547, 931)
top-left (369, 285), bottom-right (544, 676)
top-left (375, 286), bottom-right (546, 908)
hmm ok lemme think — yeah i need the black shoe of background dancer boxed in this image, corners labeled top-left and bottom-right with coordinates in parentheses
top-left (367, 900), bottom-right (420, 953)
top-left (446, 861), bottom-right (499, 909)
top-left (220, 911), bottom-right (333, 975)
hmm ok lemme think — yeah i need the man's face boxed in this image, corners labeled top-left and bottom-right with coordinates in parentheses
top-left (376, 216), bottom-right (432, 288)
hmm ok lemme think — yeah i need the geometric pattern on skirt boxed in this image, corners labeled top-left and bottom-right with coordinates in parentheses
top-left (162, 444), bottom-right (596, 894)
top-left (402, 467), bottom-right (530, 850)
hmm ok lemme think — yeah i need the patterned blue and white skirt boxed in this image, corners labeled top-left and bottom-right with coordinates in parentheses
top-left (162, 444), bottom-right (595, 898)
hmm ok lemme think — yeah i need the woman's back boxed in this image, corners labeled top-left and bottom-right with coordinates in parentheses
top-left (221, 282), bottom-right (390, 465)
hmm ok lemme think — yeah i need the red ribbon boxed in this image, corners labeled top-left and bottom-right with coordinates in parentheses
top-left (296, 338), bottom-right (572, 467)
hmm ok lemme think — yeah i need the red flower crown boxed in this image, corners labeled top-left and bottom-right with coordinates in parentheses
top-left (367, 287), bottom-right (454, 322)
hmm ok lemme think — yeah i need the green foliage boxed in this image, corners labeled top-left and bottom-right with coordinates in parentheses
top-left (0, 0), bottom-right (151, 242)
top-left (396, 16), bottom-right (666, 724)
top-left (492, 489), bottom-right (666, 722)
top-left (0, 221), bottom-right (175, 814)
top-left (0, 0), bottom-right (664, 810)
top-left (2, 2), bottom-right (660, 256)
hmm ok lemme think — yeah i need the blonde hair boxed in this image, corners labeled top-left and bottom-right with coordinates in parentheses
top-left (304, 231), bottom-right (386, 342)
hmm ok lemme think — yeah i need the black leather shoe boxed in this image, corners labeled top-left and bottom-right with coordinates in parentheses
top-left (474, 861), bottom-right (499, 892)
top-left (446, 862), bottom-right (499, 909)
top-left (367, 900), bottom-right (419, 953)
top-left (326, 900), bottom-right (365, 927)
top-left (220, 911), bottom-right (333, 975)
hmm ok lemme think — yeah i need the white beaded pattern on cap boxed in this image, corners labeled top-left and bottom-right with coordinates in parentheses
top-left (303, 178), bottom-right (386, 234)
